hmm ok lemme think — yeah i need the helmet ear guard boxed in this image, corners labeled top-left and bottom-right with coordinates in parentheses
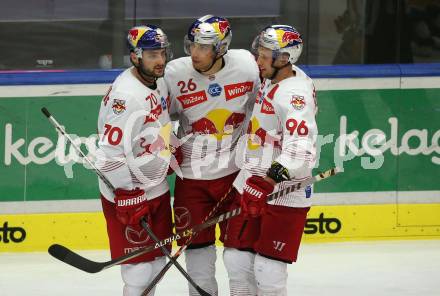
top-left (134, 47), bottom-right (143, 59)
top-left (215, 32), bottom-right (231, 56)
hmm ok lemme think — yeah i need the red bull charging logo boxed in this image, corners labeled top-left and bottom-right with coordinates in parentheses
top-left (191, 109), bottom-right (245, 140)
top-left (217, 20), bottom-right (230, 35)
top-left (276, 29), bottom-right (302, 47)
top-left (282, 31), bottom-right (301, 44)
top-left (112, 99), bottom-right (126, 115)
top-left (137, 123), bottom-right (172, 157)
top-left (291, 95), bottom-right (305, 110)
top-left (129, 29), bottom-right (139, 42)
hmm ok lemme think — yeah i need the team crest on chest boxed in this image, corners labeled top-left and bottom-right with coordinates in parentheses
top-left (291, 95), bottom-right (305, 110)
top-left (112, 99), bottom-right (126, 114)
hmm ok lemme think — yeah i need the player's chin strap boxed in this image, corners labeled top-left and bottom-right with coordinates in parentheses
top-left (269, 60), bottom-right (291, 80)
top-left (198, 53), bottom-right (225, 75)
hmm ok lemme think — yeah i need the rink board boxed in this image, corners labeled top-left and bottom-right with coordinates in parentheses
top-left (1, 203), bottom-right (440, 252)
top-left (1, 76), bottom-right (439, 202)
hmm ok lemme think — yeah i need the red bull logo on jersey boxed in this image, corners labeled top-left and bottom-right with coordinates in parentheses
top-left (291, 95), bottom-right (305, 110)
top-left (224, 81), bottom-right (254, 100)
top-left (254, 127), bottom-right (280, 147)
top-left (138, 135), bottom-right (166, 156)
top-left (112, 99), bottom-right (126, 115)
top-left (191, 109), bottom-right (245, 140)
top-left (247, 117), bottom-right (281, 150)
top-left (191, 117), bottom-right (219, 135)
top-left (177, 90), bottom-right (208, 109)
top-left (225, 112), bottom-right (245, 130)
top-left (137, 122), bottom-right (172, 157)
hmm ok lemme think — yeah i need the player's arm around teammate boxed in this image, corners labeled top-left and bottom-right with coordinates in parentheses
top-left (96, 25), bottom-right (175, 296)
top-left (223, 25), bottom-right (319, 296)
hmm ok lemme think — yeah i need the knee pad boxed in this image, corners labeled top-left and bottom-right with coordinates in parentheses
top-left (121, 257), bottom-right (166, 296)
top-left (185, 245), bottom-right (218, 295)
top-left (254, 254), bottom-right (288, 296)
top-left (223, 248), bottom-right (257, 296)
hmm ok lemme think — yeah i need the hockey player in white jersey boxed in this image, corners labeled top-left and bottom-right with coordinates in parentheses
top-left (223, 25), bottom-right (319, 295)
top-left (95, 25), bottom-right (174, 296)
top-left (164, 15), bottom-right (260, 295)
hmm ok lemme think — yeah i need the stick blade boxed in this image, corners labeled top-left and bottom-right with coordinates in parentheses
top-left (48, 244), bottom-right (104, 273)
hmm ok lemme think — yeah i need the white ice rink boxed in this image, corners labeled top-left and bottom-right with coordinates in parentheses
top-left (1, 240), bottom-right (439, 296)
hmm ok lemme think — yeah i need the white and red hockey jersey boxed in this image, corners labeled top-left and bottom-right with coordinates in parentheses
top-left (233, 65), bottom-right (318, 208)
top-left (164, 49), bottom-right (260, 180)
top-left (96, 68), bottom-right (172, 202)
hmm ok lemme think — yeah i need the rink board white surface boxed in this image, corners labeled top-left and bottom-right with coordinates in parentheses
top-left (1, 241), bottom-right (439, 296)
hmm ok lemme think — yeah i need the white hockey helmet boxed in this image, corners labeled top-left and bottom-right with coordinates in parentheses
top-left (252, 25), bottom-right (303, 64)
top-left (184, 15), bottom-right (232, 56)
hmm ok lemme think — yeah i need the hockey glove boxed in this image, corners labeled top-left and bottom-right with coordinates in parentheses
top-left (114, 188), bottom-right (149, 226)
top-left (241, 176), bottom-right (274, 218)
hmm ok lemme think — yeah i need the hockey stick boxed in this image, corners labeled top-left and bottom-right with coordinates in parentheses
top-left (42, 107), bottom-right (211, 295)
top-left (47, 168), bottom-right (339, 274)
top-left (140, 218), bottom-right (211, 296)
top-left (41, 107), bottom-right (113, 190)
top-left (141, 186), bottom-right (234, 295)
top-left (141, 167), bottom-right (339, 295)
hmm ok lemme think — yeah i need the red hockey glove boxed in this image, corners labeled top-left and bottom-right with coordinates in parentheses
top-left (241, 176), bottom-right (274, 218)
top-left (114, 188), bottom-right (149, 226)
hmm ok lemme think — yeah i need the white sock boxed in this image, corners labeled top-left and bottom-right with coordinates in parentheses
top-left (254, 254), bottom-right (287, 296)
top-left (223, 247), bottom-right (257, 296)
top-left (185, 245), bottom-right (218, 296)
top-left (121, 257), bottom-right (166, 296)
